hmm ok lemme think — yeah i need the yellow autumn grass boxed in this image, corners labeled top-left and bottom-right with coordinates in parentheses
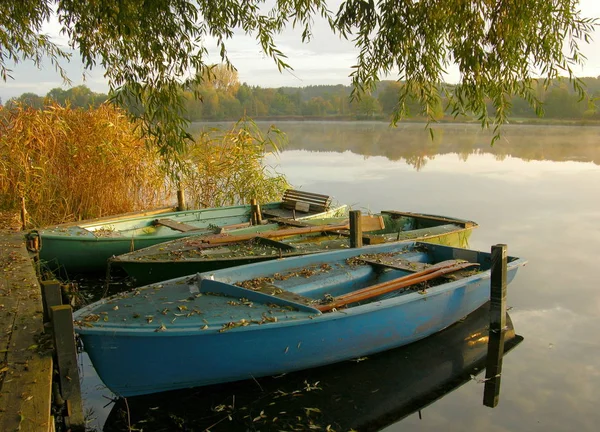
top-left (183, 119), bottom-right (290, 208)
top-left (0, 105), bottom-right (290, 228)
top-left (0, 103), bottom-right (168, 226)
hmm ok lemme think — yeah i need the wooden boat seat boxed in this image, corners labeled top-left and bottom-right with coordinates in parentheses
top-left (262, 189), bottom-right (332, 218)
top-left (361, 256), bottom-right (431, 273)
top-left (252, 282), bottom-right (316, 307)
top-left (381, 210), bottom-right (476, 228)
top-left (153, 218), bottom-right (201, 232)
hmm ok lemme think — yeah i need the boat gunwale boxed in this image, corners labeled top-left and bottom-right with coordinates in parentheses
top-left (73, 256), bottom-right (527, 336)
top-left (108, 216), bottom-right (477, 264)
top-left (39, 203), bottom-right (347, 239)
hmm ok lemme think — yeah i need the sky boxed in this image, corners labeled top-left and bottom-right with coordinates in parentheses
top-left (1, 0), bottom-right (600, 101)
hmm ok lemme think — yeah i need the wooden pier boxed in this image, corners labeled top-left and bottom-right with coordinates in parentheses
top-left (0, 232), bottom-right (53, 431)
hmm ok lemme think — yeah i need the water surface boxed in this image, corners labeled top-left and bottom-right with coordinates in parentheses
top-left (82, 122), bottom-right (600, 431)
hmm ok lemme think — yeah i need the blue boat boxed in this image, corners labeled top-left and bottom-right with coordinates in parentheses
top-left (74, 242), bottom-right (526, 397)
top-left (102, 303), bottom-right (523, 431)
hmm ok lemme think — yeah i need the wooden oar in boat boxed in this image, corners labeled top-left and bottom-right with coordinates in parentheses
top-left (202, 222), bottom-right (351, 245)
top-left (317, 260), bottom-right (480, 312)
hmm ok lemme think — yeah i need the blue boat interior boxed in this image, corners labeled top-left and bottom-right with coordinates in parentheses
top-left (199, 242), bottom-right (519, 310)
top-left (74, 242), bottom-right (521, 336)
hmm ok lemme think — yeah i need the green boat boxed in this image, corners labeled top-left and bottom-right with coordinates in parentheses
top-left (109, 211), bottom-right (477, 286)
top-left (32, 190), bottom-right (346, 274)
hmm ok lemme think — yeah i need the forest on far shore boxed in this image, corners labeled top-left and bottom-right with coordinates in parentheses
top-left (4, 68), bottom-right (600, 123)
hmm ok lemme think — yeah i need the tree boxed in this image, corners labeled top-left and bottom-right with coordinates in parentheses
top-left (200, 64), bottom-right (241, 95)
top-left (7, 92), bottom-right (44, 109)
top-left (0, 0), bottom-right (596, 161)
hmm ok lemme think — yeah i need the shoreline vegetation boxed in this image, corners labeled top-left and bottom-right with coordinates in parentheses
top-left (2, 72), bottom-right (599, 227)
top-left (3, 73), bottom-right (600, 126)
top-left (197, 115), bottom-right (600, 127)
top-left (0, 104), bottom-right (288, 228)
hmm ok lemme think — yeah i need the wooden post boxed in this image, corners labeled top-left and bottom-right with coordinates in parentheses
top-left (20, 196), bottom-right (27, 230)
top-left (41, 280), bottom-right (63, 323)
top-left (250, 198), bottom-right (258, 225)
top-left (349, 210), bottom-right (362, 248)
top-left (490, 244), bottom-right (507, 332)
top-left (483, 244), bottom-right (508, 408)
top-left (177, 186), bottom-right (186, 211)
top-left (51, 305), bottom-right (85, 430)
top-left (255, 201), bottom-right (262, 225)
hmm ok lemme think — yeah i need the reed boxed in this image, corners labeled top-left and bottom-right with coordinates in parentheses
top-left (0, 103), bottom-right (168, 226)
top-left (0, 106), bottom-right (290, 228)
top-left (182, 119), bottom-right (290, 209)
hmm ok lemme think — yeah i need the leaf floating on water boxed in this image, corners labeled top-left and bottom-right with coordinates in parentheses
top-left (304, 407), bottom-right (321, 415)
top-left (252, 410), bottom-right (267, 422)
top-left (112, 305), bottom-right (119, 311)
top-left (201, 325), bottom-right (209, 330)
top-left (304, 380), bottom-right (321, 392)
top-left (155, 324), bottom-right (167, 332)
top-left (146, 316), bottom-right (154, 323)
top-left (177, 305), bottom-right (188, 312)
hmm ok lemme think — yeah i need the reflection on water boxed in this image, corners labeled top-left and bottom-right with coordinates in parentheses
top-left (276, 122), bottom-right (600, 170)
top-left (97, 304), bottom-right (521, 432)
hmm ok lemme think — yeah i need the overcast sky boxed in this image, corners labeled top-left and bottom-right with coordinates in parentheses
top-left (1, 0), bottom-right (600, 101)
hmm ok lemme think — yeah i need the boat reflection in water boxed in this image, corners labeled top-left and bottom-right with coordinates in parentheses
top-left (102, 302), bottom-right (522, 431)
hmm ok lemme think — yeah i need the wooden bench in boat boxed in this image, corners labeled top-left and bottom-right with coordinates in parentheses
top-left (381, 210), bottom-right (476, 228)
top-left (153, 218), bottom-right (201, 233)
top-left (281, 189), bottom-right (332, 213)
top-left (361, 256), bottom-right (480, 280)
top-left (253, 282), bottom-right (316, 307)
top-left (361, 256), bottom-right (431, 272)
top-left (262, 189), bottom-right (333, 219)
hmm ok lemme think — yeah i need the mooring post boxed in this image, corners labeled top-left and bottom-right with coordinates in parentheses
top-left (177, 186), bottom-right (186, 211)
top-left (41, 280), bottom-right (63, 323)
top-left (51, 305), bottom-right (85, 430)
top-left (255, 200), bottom-right (262, 225)
top-left (20, 196), bottom-right (27, 230)
top-left (483, 243), bottom-right (508, 408)
top-left (250, 198), bottom-right (262, 225)
top-left (349, 210), bottom-right (362, 248)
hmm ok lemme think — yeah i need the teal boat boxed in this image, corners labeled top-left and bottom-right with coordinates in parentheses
top-left (110, 210), bottom-right (477, 287)
top-left (33, 190), bottom-right (346, 273)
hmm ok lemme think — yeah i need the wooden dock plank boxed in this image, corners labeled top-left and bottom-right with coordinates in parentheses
top-left (0, 233), bottom-right (53, 432)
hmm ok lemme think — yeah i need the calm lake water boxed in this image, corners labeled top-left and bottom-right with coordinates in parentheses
top-left (81, 122), bottom-right (600, 431)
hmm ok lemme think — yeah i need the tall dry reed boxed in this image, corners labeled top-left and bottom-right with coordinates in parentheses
top-left (183, 120), bottom-right (290, 208)
top-left (0, 103), bottom-right (168, 226)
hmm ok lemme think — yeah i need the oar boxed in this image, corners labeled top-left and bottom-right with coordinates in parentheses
top-left (202, 222), bottom-right (351, 245)
top-left (317, 260), bottom-right (480, 312)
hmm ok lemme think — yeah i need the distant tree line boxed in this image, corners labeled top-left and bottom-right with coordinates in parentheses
top-left (4, 67), bottom-right (600, 122)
